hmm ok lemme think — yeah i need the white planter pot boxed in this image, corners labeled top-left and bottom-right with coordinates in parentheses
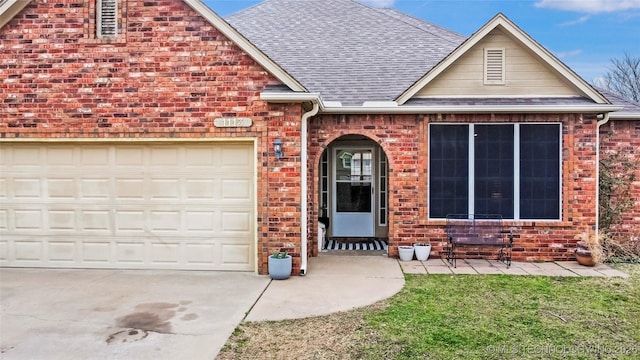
top-left (414, 244), bottom-right (431, 261)
top-left (268, 255), bottom-right (292, 280)
top-left (398, 246), bottom-right (414, 261)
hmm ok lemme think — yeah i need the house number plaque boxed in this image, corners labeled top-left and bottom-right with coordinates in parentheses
top-left (214, 117), bottom-right (253, 128)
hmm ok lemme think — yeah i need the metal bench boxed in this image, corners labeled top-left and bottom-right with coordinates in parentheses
top-left (445, 214), bottom-right (513, 268)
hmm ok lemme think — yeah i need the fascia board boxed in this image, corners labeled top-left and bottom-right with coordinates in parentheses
top-left (396, 14), bottom-right (609, 105)
top-left (320, 104), bottom-right (623, 115)
top-left (183, 1), bottom-right (308, 92)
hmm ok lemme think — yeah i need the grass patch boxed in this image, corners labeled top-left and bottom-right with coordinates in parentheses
top-left (217, 264), bottom-right (640, 359)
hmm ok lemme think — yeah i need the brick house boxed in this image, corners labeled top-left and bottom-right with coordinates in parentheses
top-left (1, 0), bottom-right (638, 275)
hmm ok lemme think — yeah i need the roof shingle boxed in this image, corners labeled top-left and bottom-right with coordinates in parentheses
top-left (226, 0), bottom-right (465, 105)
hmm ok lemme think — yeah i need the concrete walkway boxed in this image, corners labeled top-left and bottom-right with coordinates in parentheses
top-left (400, 258), bottom-right (630, 277)
top-left (245, 255), bottom-right (404, 322)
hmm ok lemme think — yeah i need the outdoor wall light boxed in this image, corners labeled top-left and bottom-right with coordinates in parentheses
top-left (273, 138), bottom-right (283, 159)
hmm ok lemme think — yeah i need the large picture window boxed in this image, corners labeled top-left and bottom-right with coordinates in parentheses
top-left (429, 123), bottom-right (561, 220)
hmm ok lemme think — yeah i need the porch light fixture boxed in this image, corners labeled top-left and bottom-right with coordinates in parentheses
top-left (273, 138), bottom-right (283, 160)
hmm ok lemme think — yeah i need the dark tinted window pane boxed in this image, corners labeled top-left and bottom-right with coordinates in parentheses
top-left (336, 183), bottom-right (371, 212)
top-left (474, 125), bottom-right (514, 218)
top-left (520, 124), bottom-right (560, 219)
top-left (429, 125), bottom-right (469, 218)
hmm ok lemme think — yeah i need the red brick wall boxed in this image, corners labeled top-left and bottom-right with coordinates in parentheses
top-left (599, 119), bottom-right (640, 243)
top-left (308, 113), bottom-right (599, 262)
top-left (0, 0), bottom-right (303, 274)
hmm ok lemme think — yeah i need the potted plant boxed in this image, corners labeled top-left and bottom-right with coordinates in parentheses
top-left (574, 233), bottom-right (603, 267)
top-left (268, 250), bottom-right (292, 280)
top-left (413, 242), bottom-right (431, 261)
top-left (398, 246), bottom-right (414, 261)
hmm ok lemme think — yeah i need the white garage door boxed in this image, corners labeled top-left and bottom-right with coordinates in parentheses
top-left (0, 142), bottom-right (255, 271)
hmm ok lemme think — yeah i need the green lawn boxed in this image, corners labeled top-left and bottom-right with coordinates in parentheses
top-left (217, 264), bottom-right (640, 360)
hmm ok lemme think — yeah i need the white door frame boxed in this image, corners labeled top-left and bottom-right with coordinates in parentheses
top-left (332, 146), bottom-right (375, 237)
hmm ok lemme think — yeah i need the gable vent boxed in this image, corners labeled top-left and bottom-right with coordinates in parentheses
top-left (484, 48), bottom-right (505, 85)
top-left (97, 0), bottom-right (118, 38)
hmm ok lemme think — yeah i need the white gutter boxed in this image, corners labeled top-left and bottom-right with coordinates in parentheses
top-left (595, 112), bottom-right (612, 237)
top-left (260, 92), bottom-right (323, 104)
top-left (299, 101), bottom-right (320, 276)
top-left (261, 92), bottom-right (622, 114)
top-left (609, 113), bottom-right (640, 120)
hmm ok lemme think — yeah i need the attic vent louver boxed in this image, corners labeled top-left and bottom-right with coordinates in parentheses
top-left (97, 0), bottom-right (118, 38)
top-left (484, 48), bottom-right (505, 85)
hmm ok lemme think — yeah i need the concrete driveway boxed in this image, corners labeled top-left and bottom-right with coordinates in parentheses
top-left (0, 268), bottom-right (270, 360)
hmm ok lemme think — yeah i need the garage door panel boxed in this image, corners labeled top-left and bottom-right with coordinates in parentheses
top-left (115, 179), bottom-right (146, 200)
top-left (13, 178), bottom-right (42, 198)
top-left (221, 146), bottom-right (252, 167)
top-left (48, 179), bottom-right (77, 199)
top-left (185, 147), bottom-right (216, 166)
top-left (150, 243), bottom-right (181, 264)
top-left (80, 178), bottom-right (110, 199)
top-left (0, 240), bottom-right (7, 261)
top-left (184, 243), bottom-right (216, 264)
top-left (116, 241), bottom-right (146, 264)
top-left (185, 211), bottom-right (216, 231)
top-left (14, 240), bottom-right (43, 261)
top-left (222, 179), bottom-right (251, 200)
top-left (185, 179), bottom-right (215, 200)
top-left (48, 241), bottom-right (76, 262)
top-left (46, 146), bottom-right (76, 165)
top-left (49, 210), bottom-right (76, 231)
top-left (0, 178), bottom-right (7, 199)
top-left (14, 209), bottom-right (43, 230)
top-left (150, 147), bottom-right (180, 166)
top-left (221, 211), bottom-right (252, 233)
top-left (222, 244), bottom-right (251, 265)
top-left (115, 147), bottom-right (145, 166)
top-left (150, 179), bottom-right (181, 199)
top-left (81, 210), bottom-right (111, 232)
top-left (115, 211), bottom-right (146, 233)
top-left (12, 146), bottom-right (41, 166)
top-left (149, 210), bottom-right (181, 232)
top-left (1, 142), bottom-right (255, 271)
top-left (82, 241), bottom-right (111, 263)
top-left (81, 147), bottom-right (110, 166)
top-left (0, 209), bottom-right (7, 231)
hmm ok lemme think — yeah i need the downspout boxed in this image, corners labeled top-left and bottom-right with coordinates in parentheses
top-left (300, 101), bottom-right (320, 276)
top-left (595, 112), bottom-right (611, 237)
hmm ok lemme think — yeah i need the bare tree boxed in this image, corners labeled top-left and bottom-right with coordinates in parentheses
top-left (597, 53), bottom-right (640, 102)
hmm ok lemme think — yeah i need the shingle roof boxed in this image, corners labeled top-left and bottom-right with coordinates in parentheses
top-left (226, 0), bottom-right (465, 105)
top-left (227, 0), bottom-right (635, 113)
top-left (598, 89), bottom-right (640, 115)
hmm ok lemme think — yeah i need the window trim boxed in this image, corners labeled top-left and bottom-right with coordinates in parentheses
top-left (378, 149), bottom-right (388, 227)
top-left (428, 122), bottom-right (562, 221)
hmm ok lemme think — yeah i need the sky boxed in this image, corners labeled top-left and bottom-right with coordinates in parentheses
top-left (203, 0), bottom-right (640, 84)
